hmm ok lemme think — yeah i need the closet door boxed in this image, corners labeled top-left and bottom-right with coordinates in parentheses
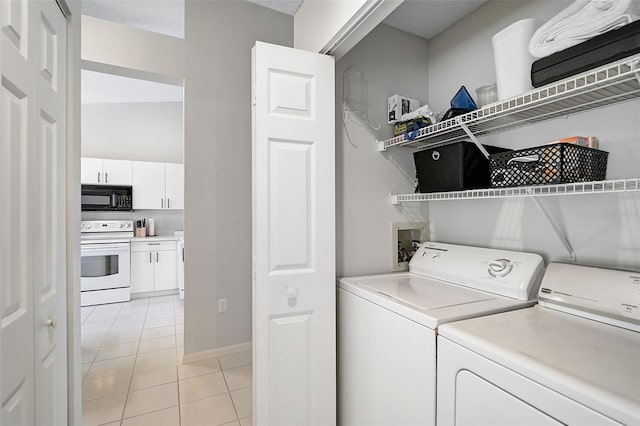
top-left (252, 41), bottom-right (335, 425)
top-left (1, 1), bottom-right (68, 424)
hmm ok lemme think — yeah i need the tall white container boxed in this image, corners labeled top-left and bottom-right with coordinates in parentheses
top-left (492, 18), bottom-right (537, 100)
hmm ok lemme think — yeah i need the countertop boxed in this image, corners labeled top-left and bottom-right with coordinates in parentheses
top-left (131, 235), bottom-right (183, 242)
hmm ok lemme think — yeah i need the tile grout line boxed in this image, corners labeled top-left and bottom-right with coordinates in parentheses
top-left (119, 297), bottom-right (150, 423)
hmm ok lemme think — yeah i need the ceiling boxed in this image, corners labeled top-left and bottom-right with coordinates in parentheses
top-left (81, 0), bottom-right (487, 42)
top-left (81, 0), bottom-right (487, 103)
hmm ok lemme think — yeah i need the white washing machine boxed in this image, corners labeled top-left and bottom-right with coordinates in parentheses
top-left (437, 263), bottom-right (640, 426)
top-left (338, 242), bottom-right (545, 426)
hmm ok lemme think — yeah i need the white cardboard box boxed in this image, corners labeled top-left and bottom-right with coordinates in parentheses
top-left (388, 95), bottom-right (420, 124)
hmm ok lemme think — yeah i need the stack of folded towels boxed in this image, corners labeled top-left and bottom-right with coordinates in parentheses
top-left (529, 0), bottom-right (640, 58)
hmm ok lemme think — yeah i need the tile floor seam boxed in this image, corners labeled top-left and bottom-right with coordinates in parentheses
top-left (118, 299), bottom-right (148, 423)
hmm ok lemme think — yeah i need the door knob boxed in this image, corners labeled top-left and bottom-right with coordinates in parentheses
top-left (46, 316), bottom-right (57, 329)
top-left (285, 287), bottom-right (297, 299)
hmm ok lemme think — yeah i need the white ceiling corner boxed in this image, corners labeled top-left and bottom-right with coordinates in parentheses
top-left (245, 0), bottom-right (303, 15)
top-left (382, 0), bottom-right (487, 40)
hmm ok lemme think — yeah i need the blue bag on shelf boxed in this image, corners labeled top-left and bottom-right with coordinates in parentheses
top-left (441, 86), bottom-right (477, 121)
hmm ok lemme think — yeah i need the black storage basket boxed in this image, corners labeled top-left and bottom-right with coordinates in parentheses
top-left (489, 143), bottom-right (608, 188)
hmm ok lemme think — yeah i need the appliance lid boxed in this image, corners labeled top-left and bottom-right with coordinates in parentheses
top-left (408, 242), bottom-right (544, 301)
top-left (538, 263), bottom-right (640, 332)
top-left (339, 273), bottom-right (535, 329)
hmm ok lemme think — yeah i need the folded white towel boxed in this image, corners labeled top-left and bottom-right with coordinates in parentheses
top-left (529, 0), bottom-right (640, 58)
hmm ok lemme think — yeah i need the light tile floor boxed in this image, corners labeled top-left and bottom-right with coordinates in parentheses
top-left (81, 295), bottom-right (252, 426)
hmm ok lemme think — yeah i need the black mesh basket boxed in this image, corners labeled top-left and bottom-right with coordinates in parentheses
top-left (489, 144), bottom-right (608, 188)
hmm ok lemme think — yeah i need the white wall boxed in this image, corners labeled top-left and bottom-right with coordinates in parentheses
top-left (183, 1), bottom-right (292, 353)
top-left (336, 24), bottom-right (430, 277)
top-left (82, 2), bottom-right (292, 354)
top-left (426, 0), bottom-right (640, 269)
top-left (82, 102), bottom-right (183, 163)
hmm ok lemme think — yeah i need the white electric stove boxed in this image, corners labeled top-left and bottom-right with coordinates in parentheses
top-left (437, 263), bottom-right (640, 426)
top-left (81, 220), bottom-right (133, 306)
top-left (337, 242), bottom-right (545, 426)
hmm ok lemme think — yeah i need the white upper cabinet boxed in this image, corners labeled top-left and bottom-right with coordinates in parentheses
top-left (81, 157), bottom-right (132, 185)
top-left (165, 163), bottom-right (184, 210)
top-left (102, 159), bottom-right (134, 185)
top-left (132, 161), bottom-right (184, 210)
top-left (133, 161), bottom-right (166, 210)
top-left (81, 158), bottom-right (103, 184)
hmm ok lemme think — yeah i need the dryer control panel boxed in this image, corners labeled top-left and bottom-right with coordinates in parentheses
top-left (410, 243), bottom-right (544, 301)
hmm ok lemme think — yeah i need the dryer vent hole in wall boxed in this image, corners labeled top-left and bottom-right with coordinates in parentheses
top-left (218, 298), bottom-right (228, 313)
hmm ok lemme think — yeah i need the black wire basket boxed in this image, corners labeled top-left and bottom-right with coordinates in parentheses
top-left (489, 143), bottom-right (608, 188)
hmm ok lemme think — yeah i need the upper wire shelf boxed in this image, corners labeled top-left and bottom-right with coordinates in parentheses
top-left (391, 178), bottom-right (640, 204)
top-left (378, 54), bottom-right (640, 152)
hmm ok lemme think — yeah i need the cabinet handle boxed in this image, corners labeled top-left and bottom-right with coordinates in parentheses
top-left (149, 252), bottom-right (152, 263)
top-left (97, 172), bottom-right (101, 183)
top-left (105, 172), bottom-right (108, 183)
top-left (156, 252), bottom-right (159, 263)
top-left (182, 247), bottom-right (184, 262)
top-left (167, 198), bottom-right (170, 208)
top-left (161, 198), bottom-right (164, 208)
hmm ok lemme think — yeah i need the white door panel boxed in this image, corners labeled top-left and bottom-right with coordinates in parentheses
top-left (1, 1), bottom-right (66, 424)
top-left (1, 0), bottom-right (35, 423)
top-left (252, 41), bottom-right (335, 425)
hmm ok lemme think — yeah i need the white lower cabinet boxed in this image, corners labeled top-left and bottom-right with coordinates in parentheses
top-left (131, 241), bottom-right (178, 294)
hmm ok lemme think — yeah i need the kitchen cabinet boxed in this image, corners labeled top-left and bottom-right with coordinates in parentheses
top-left (130, 241), bottom-right (178, 294)
top-left (165, 163), bottom-right (184, 209)
top-left (81, 157), bottom-right (133, 185)
top-left (132, 161), bottom-right (184, 210)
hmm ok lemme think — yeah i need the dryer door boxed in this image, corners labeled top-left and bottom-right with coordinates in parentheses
top-left (437, 337), bottom-right (623, 426)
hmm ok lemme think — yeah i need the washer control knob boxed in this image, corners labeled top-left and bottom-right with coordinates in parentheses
top-left (488, 259), bottom-right (513, 277)
top-left (431, 253), bottom-right (440, 260)
top-left (118, 223), bottom-right (124, 228)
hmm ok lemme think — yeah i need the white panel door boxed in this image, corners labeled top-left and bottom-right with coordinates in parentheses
top-left (1, 1), bottom-right (67, 425)
top-left (132, 161), bottom-right (165, 209)
top-left (32, 2), bottom-right (66, 424)
top-left (252, 41), bottom-right (335, 425)
top-left (103, 159), bottom-right (132, 185)
top-left (1, 0), bottom-right (35, 423)
top-left (165, 163), bottom-right (184, 209)
top-left (80, 157), bottom-right (102, 184)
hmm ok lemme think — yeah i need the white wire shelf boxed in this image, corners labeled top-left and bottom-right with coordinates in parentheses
top-left (378, 54), bottom-right (640, 151)
top-left (391, 178), bottom-right (640, 204)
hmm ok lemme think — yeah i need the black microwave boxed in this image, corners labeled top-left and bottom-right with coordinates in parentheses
top-left (81, 185), bottom-right (133, 211)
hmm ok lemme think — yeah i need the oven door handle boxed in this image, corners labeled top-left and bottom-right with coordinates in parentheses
top-left (81, 243), bottom-right (130, 251)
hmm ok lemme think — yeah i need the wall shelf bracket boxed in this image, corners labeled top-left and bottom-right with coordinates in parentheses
top-left (390, 194), bottom-right (399, 205)
top-left (377, 140), bottom-right (386, 152)
top-left (458, 120), bottom-right (490, 159)
top-left (530, 195), bottom-right (576, 262)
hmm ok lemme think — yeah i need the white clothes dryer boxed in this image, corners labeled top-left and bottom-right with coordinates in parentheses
top-left (437, 262), bottom-right (640, 426)
top-left (338, 242), bottom-right (545, 426)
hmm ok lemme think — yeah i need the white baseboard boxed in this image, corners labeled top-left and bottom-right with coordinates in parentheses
top-left (131, 289), bottom-right (178, 299)
top-left (182, 342), bottom-right (252, 364)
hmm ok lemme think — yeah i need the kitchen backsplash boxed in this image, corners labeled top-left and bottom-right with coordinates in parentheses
top-left (81, 209), bottom-right (184, 236)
